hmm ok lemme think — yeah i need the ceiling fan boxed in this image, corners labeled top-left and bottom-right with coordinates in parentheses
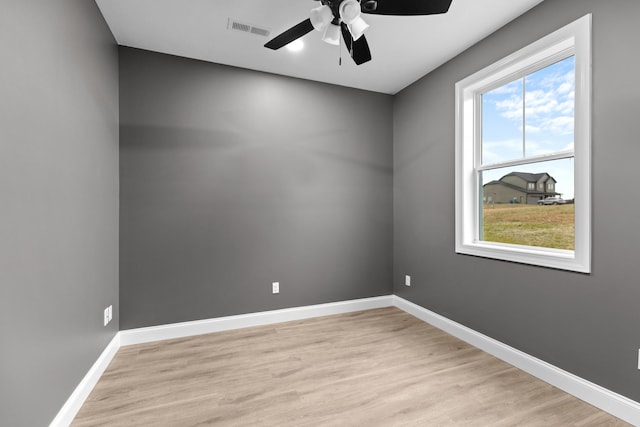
top-left (264, 0), bottom-right (454, 65)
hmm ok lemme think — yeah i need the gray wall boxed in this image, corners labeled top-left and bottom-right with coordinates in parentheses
top-left (0, 0), bottom-right (119, 426)
top-left (5, 0), bottom-right (637, 423)
top-left (394, 0), bottom-right (640, 402)
top-left (119, 48), bottom-right (393, 329)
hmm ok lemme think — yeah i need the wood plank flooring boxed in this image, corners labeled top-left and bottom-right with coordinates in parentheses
top-left (72, 307), bottom-right (630, 426)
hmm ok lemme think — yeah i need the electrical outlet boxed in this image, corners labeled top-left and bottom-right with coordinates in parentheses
top-left (405, 275), bottom-right (411, 287)
top-left (104, 305), bottom-right (113, 326)
top-left (272, 282), bottom-right (280, 294)
top-left (638, 349), bottom-right (640, 370)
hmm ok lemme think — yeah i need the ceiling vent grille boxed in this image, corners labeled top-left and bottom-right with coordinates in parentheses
top-left (228, 19), bottom-right (270, 38)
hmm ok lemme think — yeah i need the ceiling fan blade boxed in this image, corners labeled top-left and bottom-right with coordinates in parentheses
top-left (340, 23), bottom-right (372, 66)
top-left (264, 18), bottom-right (314, 50)
top-left (361, 0), bottom-right (453, 16)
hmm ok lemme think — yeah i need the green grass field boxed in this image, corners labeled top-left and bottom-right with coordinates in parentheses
top-left (482, 203), bottom-right (574, 250)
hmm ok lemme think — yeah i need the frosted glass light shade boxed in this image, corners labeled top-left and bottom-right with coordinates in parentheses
top-left (322, 23), bottom-right (341, 45)
top-left (348, 17), bottom-right (369, 41)
top-left (310, 5), bottom-right (333, 32)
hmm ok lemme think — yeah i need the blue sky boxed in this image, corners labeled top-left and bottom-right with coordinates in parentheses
top-left (481, 56), bottom-right (575, 198)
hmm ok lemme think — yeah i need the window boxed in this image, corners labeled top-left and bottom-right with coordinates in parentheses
top-left (455, 15), bottom-right (591, 273)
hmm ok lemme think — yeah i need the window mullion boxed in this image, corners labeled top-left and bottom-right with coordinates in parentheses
top-left (522, 76), bottom-right (526, 158)
top-left (477, 150), bottom-right (575, 171)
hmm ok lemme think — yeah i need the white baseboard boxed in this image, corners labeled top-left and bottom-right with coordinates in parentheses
top-left (392, 296), bottom-right (640, 426)
top-left (120, 295), bottom-right (394, 346)
top-left (51, 295), bottom-right (640, 426)
top-left (49, 333), bottom-right (120, 427)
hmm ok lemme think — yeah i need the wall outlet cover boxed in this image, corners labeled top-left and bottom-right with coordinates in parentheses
top-left (405, 275), bottom-right (411, 286)
top-left (272, 282), bottom-right (280, 294)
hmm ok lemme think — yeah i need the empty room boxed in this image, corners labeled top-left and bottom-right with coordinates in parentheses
top-left (2, 0), bottom-right (640, 425)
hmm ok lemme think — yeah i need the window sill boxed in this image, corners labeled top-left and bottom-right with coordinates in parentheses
top-left (456, 241), bottom-right (589, 273)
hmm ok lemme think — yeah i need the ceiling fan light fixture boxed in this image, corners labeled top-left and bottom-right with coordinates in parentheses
top-left (321, 23), bottom-right (341, 45)
top-left (264, 0), bottom-right (454, 66)
top-left (347, 16), bottom-right (369, 41)
top-left (310, 5), bottom-right (333, 32)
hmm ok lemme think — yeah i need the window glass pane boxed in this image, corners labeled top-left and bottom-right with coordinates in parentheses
top-left (480, 158), bottom-right (574, 250)
top-left (481, 79), bottom-right (523, 164)
top-left (524, 56), bottom-right (575, 157)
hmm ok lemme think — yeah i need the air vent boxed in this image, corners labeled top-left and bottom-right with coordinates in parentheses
top-left (227, 19), bottom-right (270, 38)
top-left (250, 26), bottom-right (270, 37)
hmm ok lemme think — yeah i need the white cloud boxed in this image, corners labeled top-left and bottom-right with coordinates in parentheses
top-left (557, 82), bottom-right (572, 94)
top-left (495, 95), bottom-right (523, 120)
top-left (525, 124), bottom-right (540, 134)
top-left (482, 139), bottom-right (523, 163)
top-left (487, 61), bottom-right (575, 137)
top-left (544, 116), bottom-right (574, 135)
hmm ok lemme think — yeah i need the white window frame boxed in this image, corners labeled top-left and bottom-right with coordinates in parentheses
top-left (455, 14), bottom-right (591, 273)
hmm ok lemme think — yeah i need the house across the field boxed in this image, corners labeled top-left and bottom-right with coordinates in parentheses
top-left (483, 172), bottom-right (560, 204)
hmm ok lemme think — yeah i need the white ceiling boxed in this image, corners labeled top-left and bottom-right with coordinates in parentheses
top-left (95, 0), bottom-right (544, 94)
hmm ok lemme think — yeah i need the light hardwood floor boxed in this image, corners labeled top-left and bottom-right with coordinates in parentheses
top-left (72, 307), bottom-right (630, 426)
